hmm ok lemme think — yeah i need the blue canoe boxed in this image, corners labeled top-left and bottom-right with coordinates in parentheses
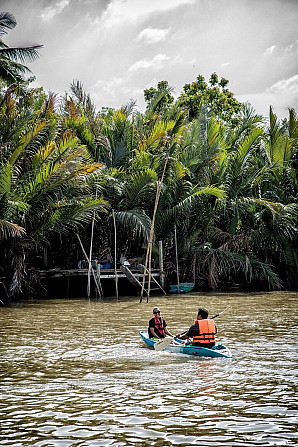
top-left (140, 331), bottom-right (231, 358)
top-left (170, 282), bottom-right (195, 293)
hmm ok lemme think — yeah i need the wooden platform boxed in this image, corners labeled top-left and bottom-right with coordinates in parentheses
top-left (38, 267), bottom-right (163, 298)
top-left (38, 268), bottom-right (160, 279)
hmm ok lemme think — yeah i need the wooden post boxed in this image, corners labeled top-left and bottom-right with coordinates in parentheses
top-left (193, 251), bottom-right (196, 286)
top-left (87, 212), bottom-right (95, 299)
top-left (159, 240), bottom-right (165, 289)
top-left (43, 248), bottom-right (48, 268)
top-left (174, 225), bottom-right (180, 294)
top-left (95, 260), bottom-right (103, 300)
top-left (76, 234), bottom-right (103, 299)
top-left (112, 209), bottom-right (119, 301)
top-left (66, 276), bottom-right (70, 298)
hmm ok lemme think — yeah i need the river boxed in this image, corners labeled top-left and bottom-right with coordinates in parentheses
top-left (0, 291), bottom-right (297, 446)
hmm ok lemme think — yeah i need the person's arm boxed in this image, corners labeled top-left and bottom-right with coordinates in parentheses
top-left (175, 330), bottom-right (188, 338)
top-left (149, 327), bottom-right (160, 338)
top-left (175, 332), bottom-right (188, 340)
top-left (175, 329), bottom-right (191, 340)
top-left (176, 324), bottom-right (196, 340)
top-left (161, 319), bottom-right (174, 337)
top-left (164, 327), bottom-right (174, 337)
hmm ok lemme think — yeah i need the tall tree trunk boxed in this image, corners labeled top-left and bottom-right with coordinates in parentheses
top-left (140, 144), bottom-right (171, 302)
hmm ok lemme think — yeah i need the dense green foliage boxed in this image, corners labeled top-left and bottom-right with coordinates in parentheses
top-left (0, 14), bottom-right (297, 300)
top-left (179, 73), bottom-right (242, 123)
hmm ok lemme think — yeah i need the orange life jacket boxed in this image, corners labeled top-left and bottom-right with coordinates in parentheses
top-left (154, 317), bottom-right (165, 335)
top-left (192, 319), bottom-right (216, 343)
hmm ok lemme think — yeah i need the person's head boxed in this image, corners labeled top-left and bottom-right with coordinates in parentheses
top-left (197, 307), bottom-right (209, 319)
top-left (153, 307), bottom-right (161, 317)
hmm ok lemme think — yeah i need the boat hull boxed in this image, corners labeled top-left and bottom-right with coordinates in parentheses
top-left (169, 282), bottom-right (195, 293)
top-left (140, 331), bottom-right (231, 358)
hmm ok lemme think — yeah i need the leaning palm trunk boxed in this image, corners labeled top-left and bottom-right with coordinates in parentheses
top-left (140, 147), bottom-right (171, 302)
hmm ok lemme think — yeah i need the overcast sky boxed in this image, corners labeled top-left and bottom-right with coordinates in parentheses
top-left (1, 0), bottom-right (298, 119)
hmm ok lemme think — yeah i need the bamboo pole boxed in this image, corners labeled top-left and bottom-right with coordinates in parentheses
top-left (159, 240), bottom-right (165, 289)
top-left (140, 180), bottom-right (161, 302)
top-left (174, 224), bottom-right (180, 294)
top-left (95, 259), bottom-right (103, 299)
top-left (112, 209), bottom-right (119, 301)
top-left (140, 144), bottom-right (171, 303)
top-left (87, 212), bottom-right (95, 299)
top-left (193, 251), bottom-right (196, 286)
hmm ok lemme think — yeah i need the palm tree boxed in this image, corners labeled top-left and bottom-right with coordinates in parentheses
top-left (0, 84), bottom-right (107, 298)
top-left (63, 82), bottom-right (150, 264)
top-left (191, 106), bottom-right (297, 290)
top-left (0, 12), bottom-right (42, 84)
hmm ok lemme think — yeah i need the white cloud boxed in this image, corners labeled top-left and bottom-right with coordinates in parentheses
top-left (221, 61), bottom-right (231, 68)
top-left (267, 74), bottom-right (298, 95)
top-left (91, 77), bottom-right (126, 99)
top-left (91, 76), bottom-right (144, 109)
top-left (40, 0), bottom-right (70, 21)
top-left (136, 27), bottom-right (170, 45)
top-left (264, 44), bottom-right (276, 56)
top-left (284, 40), bottom-right (298, 55)
top-left (237, 75), bottom-right (298, 119)
top-left (101, 0), bottom-right (195, 28)
top-left (170, 55), bottom-right (183, 65)
top-left (129, 54), bottom-right (170, 72)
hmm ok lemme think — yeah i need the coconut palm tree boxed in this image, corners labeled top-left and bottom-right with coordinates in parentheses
top-left (192, 106), bottom-right (298, 290)
top-left (0, 12), bottom-right (42, 84)
top-left (0, 84), bottom-right (107, 298)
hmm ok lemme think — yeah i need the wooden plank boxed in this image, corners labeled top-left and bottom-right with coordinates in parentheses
top-left (120, 265), bottom-right (143, 290)
top-left (38, 268), bottom-right (160, 280)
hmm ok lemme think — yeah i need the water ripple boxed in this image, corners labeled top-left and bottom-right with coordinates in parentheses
top-left (0, 292), bottom-right (297, 446)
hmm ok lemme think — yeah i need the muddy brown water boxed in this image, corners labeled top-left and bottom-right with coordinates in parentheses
top-left (0, 291), bottom-right (297, 446)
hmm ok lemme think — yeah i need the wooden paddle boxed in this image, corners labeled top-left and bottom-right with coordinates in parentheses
top-left (154, 337), bottom-right (173, 351)
top-left (210, 305), bottom-right (231, 319)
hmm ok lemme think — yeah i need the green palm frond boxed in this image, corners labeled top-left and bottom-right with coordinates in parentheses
top-left (0, 57), bottom-right (29, 83)
top-left (114, 209), bottom-right (151, 242)
top-left (0, 219), bottom-right (25, 240)
top-left (0, 12), bottom-right (42, 84)
top-left (124, 169), bottom-right (158, 209)
top-left (0, 45), bottom-right (42, 63)
top-left (9, 121), bottom-right (47, 165)
top-left (0, 12), bottom-right (17, 36)
top-left (44, 197), bottom-right (107, 235)
top-left (194, 244), bottom-right (282, 290)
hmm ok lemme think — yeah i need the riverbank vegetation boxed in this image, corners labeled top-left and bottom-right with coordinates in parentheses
top-left (0, 12), bottom-right (297, 301)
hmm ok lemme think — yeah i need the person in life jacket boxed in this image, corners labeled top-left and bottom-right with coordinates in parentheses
top-left (175, 307), bottom-right (217, 348)
top-left (148, 307), bottom-right (174, 339)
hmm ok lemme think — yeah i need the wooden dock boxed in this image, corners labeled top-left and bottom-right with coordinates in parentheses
top-left (38, 267), bottom-right (164, 298)
top-left (38, 267), bottom-right (161, 279)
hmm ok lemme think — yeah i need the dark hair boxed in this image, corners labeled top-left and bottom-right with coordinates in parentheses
top-left (197, 307), bottom-right (209, 319)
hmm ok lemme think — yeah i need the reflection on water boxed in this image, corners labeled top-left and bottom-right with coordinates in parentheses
top-left (0, 292), bottom-right (297, 446)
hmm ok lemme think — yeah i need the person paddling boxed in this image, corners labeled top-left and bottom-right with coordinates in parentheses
top-left (148, 307), bottom-right (174, 339)
top-left (175, 307), bottom-right (217, 348)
